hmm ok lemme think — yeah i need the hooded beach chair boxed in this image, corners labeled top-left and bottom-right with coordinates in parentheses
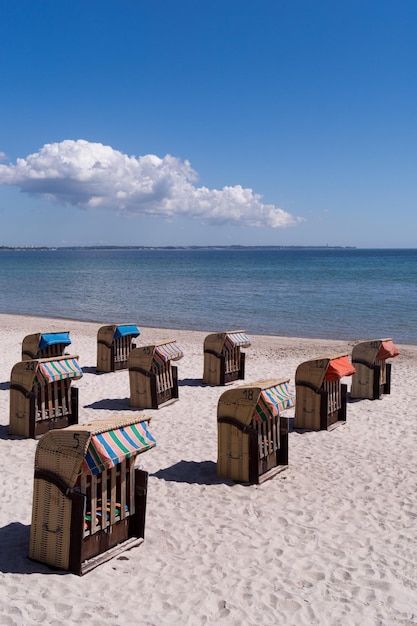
top-left (350, 338), bottom-right (400, 400)
top-left (28, 415), bottom-right (156, 575)
top-left (9, 354), bottom-right (83, 438)
top-left (217, 377), bottom-right (295, 484)
top-left (21, 331), bottom-right (71, 361)
top-left (128, 340), bottom-right (184, 409)
top-left (203, 330), bottom-right (251, 385)
top-left (96, 324), bottom-right (140, 373)
top-left (294, 353), bottom-right (356, 431)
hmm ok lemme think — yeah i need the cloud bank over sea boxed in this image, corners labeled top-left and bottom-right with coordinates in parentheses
top-left (0, 139), bottom-right (303, 229)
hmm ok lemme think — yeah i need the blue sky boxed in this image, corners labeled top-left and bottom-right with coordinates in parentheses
top-left (0, 0), bottom-right (416, 248)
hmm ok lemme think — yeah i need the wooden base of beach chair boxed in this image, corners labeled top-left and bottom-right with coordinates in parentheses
top-left (10, 381), bottom-right (79, 439)
top-left (203, 351), bottom-right (245, 386)
top-left (295, 384), bottom-right (347, 431)
top-left (351, 362), bottom-right (392, 400)
top-left (80, 536), bottom-right (145, 576)
top-left (97, 347), bottom-right (132, 373)
top-left (257, 464), bottom-right (288, 485)
top-left (113, 357), bottom-right (129, 371)
top-left (217, 413), bottom-right (289, 485)
top-left (129, 366), bottom-right (179, 409)
top-left (31, 410), bottom-right (78, 439)
top-left (30, 466), bottom-right (149, 576)
top-left (75, 468), bottom-right (148, 576)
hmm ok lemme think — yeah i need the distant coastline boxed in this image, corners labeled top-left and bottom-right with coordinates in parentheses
top-left (0, 244), bottom-right (357, 251)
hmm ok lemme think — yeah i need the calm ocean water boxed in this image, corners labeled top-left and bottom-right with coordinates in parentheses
top-left (0, 248), bottom-right (416, 344)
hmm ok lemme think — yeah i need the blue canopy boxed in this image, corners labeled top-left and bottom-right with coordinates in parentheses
top-left (114, 325), bottom-right (140, 339)
top-left (39, 332), bottom-right (71, 351)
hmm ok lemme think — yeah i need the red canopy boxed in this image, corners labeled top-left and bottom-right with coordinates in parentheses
top-left (377, 340), bottom-right (400, 360)
top-left (324, 356), bottom-right (356, 382)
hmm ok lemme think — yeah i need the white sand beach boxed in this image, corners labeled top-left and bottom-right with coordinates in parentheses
top-left (1, 313), bottom-right (417, 626)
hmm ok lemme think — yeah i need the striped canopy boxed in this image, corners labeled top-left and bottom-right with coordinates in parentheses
top-left (82, 421), bottom-right (156, 475)
top-left (153, 341), bottom-right (184, 367)
top-left (39, 332), bottom-right (71, 350)
top-left (224, 332), bottom-right (251, 350)
top-left (253, 382), bottom-right (295, 422)
top-left (35, 357), bottom-right (83, 387)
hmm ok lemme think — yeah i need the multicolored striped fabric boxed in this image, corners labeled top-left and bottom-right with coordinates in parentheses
top-left (224, 332), bottom-right (251, 350)
top-left (253, 383), bottom-right (295, 422)
top-left (34, 357), bottom-right (83, 387)
top-left (153, 341), bottom-right (184, 367)
top-left (82, 421), bottom-right (156, 475)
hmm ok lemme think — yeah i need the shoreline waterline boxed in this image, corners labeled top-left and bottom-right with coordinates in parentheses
top-left (1, 312), bottom-right (416, 353)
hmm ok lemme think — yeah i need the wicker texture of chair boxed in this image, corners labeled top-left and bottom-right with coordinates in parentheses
top-left (350, 338), bottom-right (400, 400)
top-left (29, 415), bottom-right (156, 575)
top-left (128, 340), bottom-right (184, 409)
top-left (294, 353), bottom-right (356, 431)
top-left (9, 354), bottom-right (83, 438)
top-left (21, 331), bottom-right (71, 361)
top-left (96, 324), bottom-right (140, 373)
top-left (217, 378), bottom-right (295, 484)
top-left (203, 330), bottom-right (251, 385)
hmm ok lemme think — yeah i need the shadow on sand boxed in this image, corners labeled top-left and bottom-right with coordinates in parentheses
top-left (151, 459), bottom-right (236, 486)
top-left (83, 398), bottom-right (141, 412)
top-left (0, 522), bottom-right (68, 575)
top-left (178, 378), bottom-right (206, 388)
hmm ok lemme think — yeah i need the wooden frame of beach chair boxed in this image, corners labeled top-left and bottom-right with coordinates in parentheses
top-left (294, 353), bottom-right (356, 431)
top-left (128, 341), bottom-right (184, 409)
top-left (21, 331), bottom-right (71, 361)
top-left (9, 354), bottom-right (83, 438)
top-left (203, 330), bottom-right (251, 385)
top-left (350, 338), bottom-right (400, 400)
top-left (96, 324), bottom-right (140, 373)
top-left (28, 415), bottom-right (156, 575)
top-left (217, 377), bottom-right (295, 484)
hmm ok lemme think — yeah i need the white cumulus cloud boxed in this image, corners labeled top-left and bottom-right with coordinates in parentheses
top-left (0, 139), bottom-right (303, 229)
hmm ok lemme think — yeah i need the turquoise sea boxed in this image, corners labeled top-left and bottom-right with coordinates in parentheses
top-left (0, 248), bottom-right (416, 344)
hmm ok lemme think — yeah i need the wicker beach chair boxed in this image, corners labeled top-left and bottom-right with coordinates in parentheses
top-left (217, 377), bottom-right (295, 484)
top-left (350, 338), bottom-right (400, 400)
top-left (28, 415), bottom-right (156, 575)
top-left (203, 330), bottom-right (251, 385)
top-left (294, 353), bottom-right (356, 431)
top-left (21, 331), bottom-right (71, 361)
top-left (128, 340), bottom-right (184, 409)
top-left (96, 324), bottom-right (140, 373)
top-left (9, 354), bottom-right (83, 438)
